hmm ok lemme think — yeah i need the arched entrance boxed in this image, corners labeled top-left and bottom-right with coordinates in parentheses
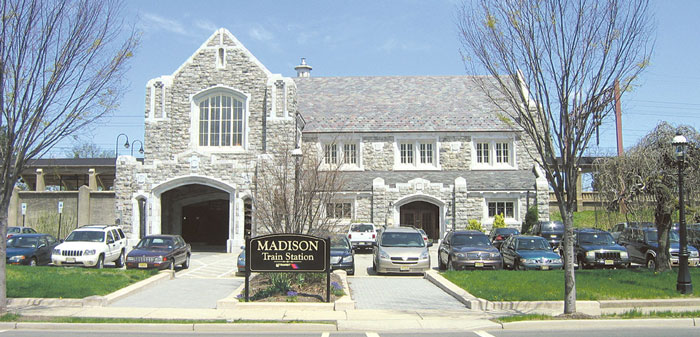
top-left (399, 201), bottom-right (440, 240)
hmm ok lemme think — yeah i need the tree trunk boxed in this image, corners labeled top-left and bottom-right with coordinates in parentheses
top-left (0, 198), bottom-right (9, 314)
top-left (562, 208), bottom-right (576, 314)
top-left (655, 204), bottom-right (673, 272)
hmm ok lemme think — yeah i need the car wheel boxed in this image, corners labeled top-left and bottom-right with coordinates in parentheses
top-left (95, 254), bottom-right (104, 269)
top-left (29, 257), bottom-right (37, 266)
top-left (438, 255), bottom-right (446, 270)
top-left (372, 260), bottom-right (377, 272)
top-left (647, 257), bottom-right (656, 270)
top-left (182, 254), bottom-right (190, 269)
top-left (515, 260), bottom-right (523, 271)
top-left (115, 250), bottom-right (125, 268)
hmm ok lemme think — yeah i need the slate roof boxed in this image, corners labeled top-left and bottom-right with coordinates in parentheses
top-left (294, 75), bottom-right (516, 133)
top-left (338, 170), bottom-right (537, 192)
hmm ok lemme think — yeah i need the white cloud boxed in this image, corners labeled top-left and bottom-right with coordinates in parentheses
top-left (195, 20), bottom-right (218, 33)
top-left (249, 26), bottom-right (274, 42)
top-left (142, 13), bottom-right (193, 37)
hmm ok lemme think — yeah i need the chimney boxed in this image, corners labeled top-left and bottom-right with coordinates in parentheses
top-left (294, 58), bottom-right (312, 78)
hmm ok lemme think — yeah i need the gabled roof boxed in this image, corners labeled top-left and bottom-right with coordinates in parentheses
top-left (294, 75), bottom-right (516, 133)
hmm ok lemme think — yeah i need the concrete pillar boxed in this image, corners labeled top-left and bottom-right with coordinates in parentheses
top-left (77, 185), bottom-right (91, 227)
top-left (88, 168), bottom-right (97, 191)
top-left (454, 177), bottom-right (468, 229)
top-left (35, 169), bottom-right (45, 191)
top-left (8, 187), bottom-right (19, 226)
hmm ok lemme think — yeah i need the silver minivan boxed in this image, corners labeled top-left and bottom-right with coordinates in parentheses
top-left (372, 227), bottom-right (431, 274)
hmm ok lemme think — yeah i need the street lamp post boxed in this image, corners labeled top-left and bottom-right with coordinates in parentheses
top-left (130, 140), bottom-right (144, 157)
top-left (115, 133), bottom-right (129, 158)
top-left (291, 112), bottom-right (305, 231)
top-left (673, 131), bottom-right (692, 294)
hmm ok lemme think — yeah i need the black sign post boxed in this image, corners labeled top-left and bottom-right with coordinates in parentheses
top-left (245, 233), bottom-right (331, 302)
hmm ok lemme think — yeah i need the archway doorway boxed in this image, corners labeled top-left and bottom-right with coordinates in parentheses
top-left (400, 201), bottom-right (440, 240)
top-left (160, 184), bottom-right (230, 252)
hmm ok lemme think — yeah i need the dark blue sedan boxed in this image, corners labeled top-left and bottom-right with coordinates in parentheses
top-left (331, 235), bottom-right (354, 275)
top-left (126, 235), bottom-right (191, 270)
top-left (7, 234), bottom-right (59, 266)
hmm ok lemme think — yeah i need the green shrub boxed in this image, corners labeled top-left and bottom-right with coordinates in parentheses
top-left (466, 219), bottom-right (483, 231)
top-left (268, 273), bottom-right (291, 294)
top-left (522, 205), bottom-right (538, 233)
top-left (492, 214), bottom-right (506, 229)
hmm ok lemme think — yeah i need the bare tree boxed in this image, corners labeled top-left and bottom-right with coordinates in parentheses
top-left (66, 141), bottom-right (113, 158)
top-left (457, 0), bottom-right (653, 314)
top-left (0, 0), bottom-right (137, 312)
top-left (595, 123), bottom-right (700, 271)
top-left (253, 140), bottom-right (347, 236)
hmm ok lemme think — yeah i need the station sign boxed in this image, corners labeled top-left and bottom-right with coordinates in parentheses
top-left (247, 233), bottom-right (328, 273)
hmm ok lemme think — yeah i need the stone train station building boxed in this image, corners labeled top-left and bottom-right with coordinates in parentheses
top-left (11, 29), bottom-right (549, 252)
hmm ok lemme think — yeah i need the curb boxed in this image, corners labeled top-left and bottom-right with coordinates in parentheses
top-left (501, 318), bottom-right (699, 330)
top-left (7, 270), bottom-right (174, 308)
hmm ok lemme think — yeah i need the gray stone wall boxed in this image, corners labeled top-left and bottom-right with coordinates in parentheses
top-left (439, 135), bottom-right (471, 170)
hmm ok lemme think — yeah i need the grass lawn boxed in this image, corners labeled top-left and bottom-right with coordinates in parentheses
top-left (7, 265), bottom-right (157, 298)
top-left (495, 310), bottom-right (700, 323)
top-left (442, 268), bottom-right (700, 301)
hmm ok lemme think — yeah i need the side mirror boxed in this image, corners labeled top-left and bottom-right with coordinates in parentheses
top-left (427, 242), bottom-right (433, 247)
top-left (59, 239), bottom-right (64, 243)
top-left (38, 244), bottom-right (46, 249)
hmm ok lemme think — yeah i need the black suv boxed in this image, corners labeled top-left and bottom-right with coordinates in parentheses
top-left (573, 229), bottom-right (629, 269)
top-left (529, 221), bottom-right (564, 247)
top-left (618, 226), bottom-right (700, 269)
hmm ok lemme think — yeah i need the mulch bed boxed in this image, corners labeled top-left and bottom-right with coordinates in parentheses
top-left (244, 273), bottom-right (344, 302)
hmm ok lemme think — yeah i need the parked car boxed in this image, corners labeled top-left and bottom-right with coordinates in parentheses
top-left (52, 225), bottom-right (127, 269)
top-left (529, 221), bottom-right (564, 247)
top-left (618, 227), bottom-right (700, 269)
top-left (417, 228), bottom-right (429, 245)
top-left (610, 222), bottom-right (653, 242)
top-left (500, 235), bottom-right (563, 270)
top-left (347, 223), bottom-right (377, 251)
top-left (331, 235), bottom-right (354, 275)
top-left (488, 227), bottom-right (520, 250)
top-left (126, 235), bottom-right (191, 270)
top-left (6, 234), bottom-right (59, 266)
top-left (372, 227), bottom-right (431, 274)
top-left (7, 226), bottom-right (37, 239)
top-left (573, 229), bottom-right (629, 269)
top-left (237, 247), bottom-right (246, 275)
top-left (437, 230), bottom-right (501, 270)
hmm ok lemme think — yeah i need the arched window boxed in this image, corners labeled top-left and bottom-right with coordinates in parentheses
top-left (197, 91), bottom-right (245, 147)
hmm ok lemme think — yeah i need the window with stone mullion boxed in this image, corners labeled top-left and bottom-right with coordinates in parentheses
top-left (343, 143), bottom-right (357, 165)
top-left (221, 96), bottom-right (232, 146)
top-left (199, 99), bottom-right (209, 146)
top-left (420, 143), bottom-right (433, 164)
top-left (324, 144), bottom-right (338, 164)
top-left (400, 143), bottom-right (413, 164)
top-left (496, 143), bottom-right (509, 163)
top-left (477, 143), bottom-right (489, 164)
top-left (209, 96), bottom-right (221, 146)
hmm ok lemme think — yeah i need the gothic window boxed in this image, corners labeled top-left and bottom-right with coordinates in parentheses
top-left (196, 90), bottom-right (245, 148)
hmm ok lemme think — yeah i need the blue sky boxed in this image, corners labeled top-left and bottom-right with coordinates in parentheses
top-left (47, 0), bottom-right (700, 158)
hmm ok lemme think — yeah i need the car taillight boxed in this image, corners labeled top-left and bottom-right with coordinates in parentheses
top-left (6, 234), bottom-right (12, 239)
top-left (496, 235), bottom-right (503, 241)
top-left (372, 234), bottom-right (376, 239)
top-left (348, 234), bottom-right (352, 239)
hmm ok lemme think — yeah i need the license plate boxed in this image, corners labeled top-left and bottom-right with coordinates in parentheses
top-left (605, 260), bottom-right (614, 265)
top-left (475, 262), bottom-right (484, 268)
top-left (541, 265), bottom-right (549, 270)
top-left (400, 266), bottom-right (409, 271)
top-left (66, 257), bottom-right (75, 263)
top-left (138, 263), bottom-right (148, 268)
top-left (550, 235), bottom-right (557, 238)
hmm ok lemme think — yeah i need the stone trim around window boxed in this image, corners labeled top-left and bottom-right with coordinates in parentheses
top-left (483, 197), bottom-right (521, 226)
top-left (326, 201), bottom-right (353, 219)
top-left (319, 139), bottom-right (363, 171)
top-left (393, 137), bottom-right (440, 170)
top-left (471, 137), bottom-right (516, 170)
top-left (190, 86), bottom-right (250, 153)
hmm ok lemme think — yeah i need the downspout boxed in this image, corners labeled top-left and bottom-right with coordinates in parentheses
top-left (262, 88), bottom-right (268, 153)
top-left (370, 185), bottom-right (374, 224)
top-left (452, 184), bottom-right (456, 231)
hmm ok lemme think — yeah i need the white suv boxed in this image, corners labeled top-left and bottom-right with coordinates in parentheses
top-left (52, 225), bottom-right (127, 268)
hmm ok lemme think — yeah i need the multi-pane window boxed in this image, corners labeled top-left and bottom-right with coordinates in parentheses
top-left (400, 143), bottom-right (413, 164)
top-left (326, 202), bottom-right (352, 219)
top-left (344, 144), bottom-right (357, 165)
top-left (496, 142), bottom-right (509, 164)
top-left (199, 94), bottom-right (243, 147)
top-left (324, 144), bottom-right (338, 164)
top-left (476, 143), bottom-right (489, 163)
top-left (488, 201), bottom-right (514, 218)
top-left (420, 143), bottom-right (433, 164)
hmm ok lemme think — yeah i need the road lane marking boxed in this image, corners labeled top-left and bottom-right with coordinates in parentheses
top-left (321, 333), bottom-right (330, 337)
top-left (474, 330), bottom-right (496, 337)
top-left (366, 332), bottom-right (380, 337)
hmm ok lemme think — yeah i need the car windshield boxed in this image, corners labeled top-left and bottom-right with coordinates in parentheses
top-left (381, 232), bottom-right (425, 247)
top-left (517, 238), bottom-right (550, 250)
top-left (137, 237), bottom-right (174, 249)
top-left (644, 230), bottom-right (680, 243)
top-left (350, 224), bottom-right (374, 232)
top-left (7, 227), bottom-right (20, 234)
top-left (65, 231), bottom-right (104, 242)
top-left (331, 237), bottom-right (350, 249)
top-left (578, 233), bottom-right (615, 246)
top-left (7, 236), bottom-right (38, 248)
top-left (496, 228), bottom-right (519, 235)
top-left (452, 234), bottom-right (491, 247)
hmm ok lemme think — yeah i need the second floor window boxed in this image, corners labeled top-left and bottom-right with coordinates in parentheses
top-left (420, 143), bottom-right (433, 164)
top-left (496, 142), bottom-right (509, 164)
top-left (400, 143), bottom-right (414, 164)
top-left (476, 143), bottom-right (489, 163)
top-left (198, 94), bottom-right (244, 147)
top-left (344, 144), bottom-right (357, 165)
top-left (324, 144), bottom-right (338, 164)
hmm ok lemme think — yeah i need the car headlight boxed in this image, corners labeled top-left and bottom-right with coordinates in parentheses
top-left (344, 255), bottom-right (354, 263)
top-left (53, 249), bottom-right (61, 255)
top-left (420, 250), bottom-right (429, 260)
top-left (379, 250), bottom-right (390, 259)
top-left (9, 255), bottom-right (25, 262)
top-left (586, 251), bottom-right (595, 258)
top-left (490, 252), bottom-right (501, 259)
top-left (84, 249), bottom-right (96, 255)
top-left (620, 251), bottom-right (629, 259)
top-left (455, 253), bottom-right (467, 258)
top-left (126, 256), bottom-right (136, 262)
top-left (520, 258), bottom-right (529, 263)
top-left (552, 258), bottom-right (562, 264)
top-left (691, 250), bottom-right (699, 258)
top-left (154, 256), bottom-right (165, 263)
